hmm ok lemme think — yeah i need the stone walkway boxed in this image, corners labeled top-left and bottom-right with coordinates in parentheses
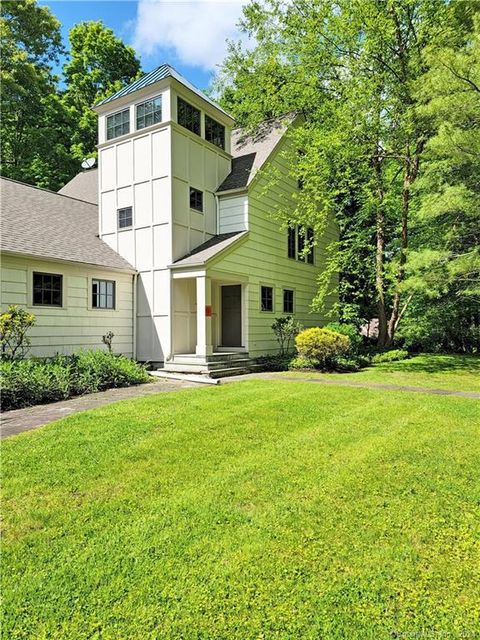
top-left (1, 379), bottom-right (197, 440)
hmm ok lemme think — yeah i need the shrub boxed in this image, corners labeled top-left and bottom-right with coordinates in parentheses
top-left (271, 317), bottom-right (303, 355)
top-left (371, 349), bottom-right (409, 364)
top-left (0, 305), bottom-right (36, 360)
top-left (325, 322), bottom-right (363, 355)
top-left (0, 350), bottom-right (151, 411)
top-left (254, 353), bottom-right (293, 372)
top-left (289, 355), bottom-right (317, 370)
top-left (295, 327), bottom-right (350, 369)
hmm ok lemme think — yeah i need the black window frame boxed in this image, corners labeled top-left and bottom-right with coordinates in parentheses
top-left (177, 97), bottom-right (201, 135)
top-left (287, 226), bottom-right (296, 259)
top-left (92, 278), bottom-right (116, 310)
top-left (106, 108), bottom-right (130, 140)
top-left (136, 95), bottom-right (162, 130)
top-left (205, 114), bottom-right (225, 150)
top-left (33, 272), bottom-right (63, 307)
top-left (283, 289), bottom-right (294, 314)
top-left (294, 225), bottom-right (314, 264)
top-left (189, 187), bottom-right (203, 212)
top-left (260, 285), bottom-right (274, 312)
top-left (117, 206), bottom-right (133, 229)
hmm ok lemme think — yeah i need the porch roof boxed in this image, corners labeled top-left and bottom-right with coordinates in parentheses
top-left (170, 231), bottom-right (247, 269)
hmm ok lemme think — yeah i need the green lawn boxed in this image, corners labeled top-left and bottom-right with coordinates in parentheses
top-left (3, 378), bottom-right (480, 639)
top-left (283, 354), bottom-right (480, 392)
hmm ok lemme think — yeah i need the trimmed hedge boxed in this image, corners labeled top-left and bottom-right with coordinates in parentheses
top-left (371, 349), bottom-right (409, 364)
top-left (1, 351), bottom-right (151, 411)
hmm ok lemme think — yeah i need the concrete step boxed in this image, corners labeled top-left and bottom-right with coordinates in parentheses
top-left (208, 366), bottom-right (251, 379)
top-left (172, 352), bottom-right (248, 364)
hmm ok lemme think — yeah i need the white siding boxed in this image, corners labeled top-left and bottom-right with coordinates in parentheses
top-left (0, 254), bottom-right (134, 358)
top-left (218, 195), bottom-right (248, 233)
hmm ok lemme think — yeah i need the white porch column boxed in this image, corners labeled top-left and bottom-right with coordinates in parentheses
top-left (196, 275), bottom-right (213, 356)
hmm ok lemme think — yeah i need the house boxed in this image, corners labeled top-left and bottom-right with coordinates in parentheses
top-left (0, 64), bottom-right (338, 374)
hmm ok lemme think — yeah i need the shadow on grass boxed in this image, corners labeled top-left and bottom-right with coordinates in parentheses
top-left (375, 354), bottom-right (480, 375)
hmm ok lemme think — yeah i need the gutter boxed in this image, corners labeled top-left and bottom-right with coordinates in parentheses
top-left (132, 272), bottom-right (138, 360)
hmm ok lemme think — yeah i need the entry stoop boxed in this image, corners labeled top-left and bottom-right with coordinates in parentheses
top-left (163, 352), bottom-right (252, 378)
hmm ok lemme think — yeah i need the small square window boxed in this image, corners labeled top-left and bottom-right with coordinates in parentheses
top-left (118, 206), bottom-right (133, 229)
top-left (106, 108), bottom-right (130, 140)
top-left (205, 115), bottom-right (225, 150)
top-left (136, 96), bottom-right (162, 130)
top-left (178, 97), bottom-right (200, 135)
top-left (189, 188), bottom-right (203, 212)
top-left (92, 279), bottom-right (115, 309)
top-left (283, 289), bottom-right (294, 314)
top-left (261, 285), bottom-right (274, 312)
top-left (33, 272), bottom-right (62, 306)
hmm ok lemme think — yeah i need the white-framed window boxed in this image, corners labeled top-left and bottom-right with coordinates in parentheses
top-left (189, 187), bottom-right (203, 212)
top-left (33, 272), bottom-right (63, 307)
top-left (205, 115), bottom-right (225, 150)
top-left (92, 279), bottom-right (115, 309)
top-left (117, 206), bottom-right (133, 229)
top-left (136, 96), bottom-right (162, 130)
top-left (283, 289), bottom-right (294, 314)
top-left (260, 285), bottom-right (274, 312)
top-left (106, 108), bottom-right (130, 140)
top-left (178, 97), bottom-right (200, 135)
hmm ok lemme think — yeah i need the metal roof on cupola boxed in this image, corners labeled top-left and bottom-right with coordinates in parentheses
top-left (95, 63), bottom-right (232, 118)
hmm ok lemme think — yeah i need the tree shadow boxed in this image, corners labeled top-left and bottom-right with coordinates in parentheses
top-left (376, 354), bottom-right (480, 375)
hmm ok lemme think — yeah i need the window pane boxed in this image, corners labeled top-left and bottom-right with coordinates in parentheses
top-left (307, 227), bottom-right (314, 264)
top-left (261, 286), bottom-right (273, 312)
top-left (91, 280), bottom-right (115, 309)
top-left (178, 97), bottom-right (200, 135)
top-left (118, 206), bottom-right (133, 229)
top-left (189, 188), bottom-right (203, 212)
top-left (283, 289), bottom-right (294, 313)
top-left (298, 228), bottom-right (305, 262)
top-left (106, 109), bottom-right (130, 140)
top-left (33, 272), bottom-right (62, 306)
top-left (205, 115), bottom-right (225, 150)
top-left (288, 227), bottom-right (296, 259)
top-left (136, 96), bottom-right (162, 130)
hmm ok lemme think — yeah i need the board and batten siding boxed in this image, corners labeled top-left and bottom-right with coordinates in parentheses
top-left (0, 254), bottom-right (134, 357)
top-left (210, 136), bottom-right (339, 357)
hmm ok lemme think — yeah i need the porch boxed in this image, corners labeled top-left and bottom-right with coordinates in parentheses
top-left (165, 271), bottom-right (251, 376)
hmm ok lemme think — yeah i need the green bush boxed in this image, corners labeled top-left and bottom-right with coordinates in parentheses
top-left (288, 355), bottom-right (317, 370)
top-left (295, 327), bottom-right (350, 369)
top-left (254, 353), bottom-right (293, 372)
top-left (371, 349), bottom-right (409, 364)
top-left (0, 350), bottom-right (151, 411)
top-left (325, 322), bottom-right (363, 355)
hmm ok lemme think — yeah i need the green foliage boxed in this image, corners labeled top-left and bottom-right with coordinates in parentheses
top-left (0, 350), bottom-right (150, 411)
top-left (271, 316), bottom-right (302, 355)
top-left (2, 374), bottom-right (479, 638)
top-left (372, 349), bottom-right (409, 364)
top-left (0, 305), bottom-right (36, 360)
top-left (295, 327), bottom-right (350, 368)
top-left (254, 353), bottom-right (293, 372)
top-left (325, 322), bottom-right (362, 355)
top-left (288, 355), bottom-right (317, 370)
top-left (62, 21), bottom-right (141, 160)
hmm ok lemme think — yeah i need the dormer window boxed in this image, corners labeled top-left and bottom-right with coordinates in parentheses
top-left (136, 96), bottom-right (162, 130)
top-left (177, 97), bottom-right (200, 135)
top-left (205, 115), bottom-right (225, 150)
top-left (106, 108), bottom-right (130, 140)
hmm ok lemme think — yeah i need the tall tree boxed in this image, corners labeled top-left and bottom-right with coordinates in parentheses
top-left (62, 21), bottom-right (141, 160)
top-left (217, 0), bottom-right (451, 346)
top-left (0, 0), bottom-right (75, 189)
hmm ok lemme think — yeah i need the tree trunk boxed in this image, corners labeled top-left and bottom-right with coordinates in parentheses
top-left (373, 155), bottom-right (388, 348)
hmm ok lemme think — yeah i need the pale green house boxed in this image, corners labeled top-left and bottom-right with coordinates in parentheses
top-left (0, 64), bottom-right (337, 375)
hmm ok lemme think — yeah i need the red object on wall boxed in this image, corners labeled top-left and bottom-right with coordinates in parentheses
top-left (205, 305), bottom-right (213, 317)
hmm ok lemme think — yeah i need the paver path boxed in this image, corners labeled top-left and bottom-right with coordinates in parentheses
top-left (224, 372), bottom-right (480, 399)
top-left (1, 379), bottom-right (197, 440)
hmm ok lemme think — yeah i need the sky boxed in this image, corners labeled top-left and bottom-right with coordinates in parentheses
top-left (38, 0), bottom-right (247, 90)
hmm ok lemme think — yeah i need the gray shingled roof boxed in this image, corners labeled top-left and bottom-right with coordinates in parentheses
top-left (171, 232), bottom-right (247, 268)
top-left (0, 178), bottom-right (135, 272)
top-left (217, 115), bottom-right (296, 193)
top-left (59, 169), bottom-right (98, 204)
top-left (95, 63), bottom-right (231, 117)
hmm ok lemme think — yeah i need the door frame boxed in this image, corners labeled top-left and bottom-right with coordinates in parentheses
top-left (218, 282), bottom-right (246, 351)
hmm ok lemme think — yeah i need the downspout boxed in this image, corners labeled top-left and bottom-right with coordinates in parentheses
top-left (214, 192), bottom-right (220, 234)
top-left (132, 272), bottom-right (138, 360)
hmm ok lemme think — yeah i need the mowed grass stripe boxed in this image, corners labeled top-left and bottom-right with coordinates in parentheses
top-left (2, 381), bottom-right (479, 639)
